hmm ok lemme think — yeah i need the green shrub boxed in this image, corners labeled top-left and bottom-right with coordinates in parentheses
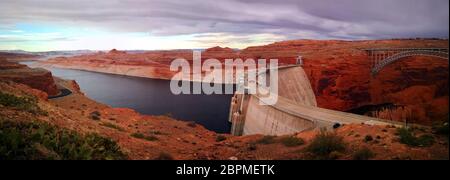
top-left (328, 151), bottom-right (343, 160)
top-left (306, 130), bottom-right (346, 159)
top-left (436, 123), bottom-right (449, 136)
top-left (131, 133), bottom-right (144, 138)
top-left (364, 135), bottom-right (373, 142)
top-left (0, 92), bottom-right (47, 115)
top-left (434, 119), bottom-right (449, 136)
top-left (353, 147), bottom-right (375, 160)
top-left (397, 128), bottom-right (435, 147)
top-left (255, 135), bottom-right (276, 145)
top-left (155, 152), bottom-right (173, 160)
top-left (131, 133), bottom-right (158, 141)
top-left (247, 143), bottom-right (257, 151)
top-left (149, 130), bottom-right (166, 135)
top-left (90, 111), bottom-right (101, 121)
top-left (164, 112), bottom-right (173, 118)
top-left (100, 122), bottom-right (124, 132)
top-left (0, 120), bottom-right (126, 160)
top-left (216, 135), bottom-right (227, 142)
top-left (280, 136), bottom-right (305, 147)
top-left (186, 121), bottom-right (197, 128)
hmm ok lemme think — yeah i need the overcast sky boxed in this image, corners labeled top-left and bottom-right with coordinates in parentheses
top-left (0, 0), bottom-right (448, 51)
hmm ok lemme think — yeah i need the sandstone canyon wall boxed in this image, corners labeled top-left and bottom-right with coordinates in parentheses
top-left (38, 39), bottom-right (449, 124)
top-left (0, 57), bottom-right (59, 96)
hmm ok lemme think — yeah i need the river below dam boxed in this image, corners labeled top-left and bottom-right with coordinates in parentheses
top-left (21, 61), bottom-right (233, 133)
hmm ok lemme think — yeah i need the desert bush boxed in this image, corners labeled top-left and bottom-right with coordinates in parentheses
top-left (328, 151), bottom-right (343, 160)
top-left (435, 123), bottom-right (449, 136)
top-left (155, 152), bottom-right (173, 160)
top-left (397, 128), bottom-right (434, 147)
top-left (90, 111), bottom-right (101, 121)
top-left (131, 133), bottom-right (145, 139)
top-left (434, 118), bottom-right (449, 136)
top-left (0, 120), bottom-right (126, 160)
top-left (364, 135), bottom-right (373, 142)
top-left (164, 112), bottom-right (173, 118)
top-left (255, 135), bottom-right (276, 145)
top-left (353, 147), bottom-right (375, 160)
top-left (280, 136), bottom-right (305, 147)
top-left (186, 121), bottom-right (197, 128)
top-left (100, 122), bottom-right (124, 132)
top-left (149, 130), bottom-right (166, 135)
top-left (0, 92), bottom-right (47, 115)
top-left (215, 135), bottom-right (227, 142)
top-left (247, 143), bottom-right (257, 151)
top-left (306, 130), bottom-right (346, 159)
top-left (131, 133), bottom-right (158, 141)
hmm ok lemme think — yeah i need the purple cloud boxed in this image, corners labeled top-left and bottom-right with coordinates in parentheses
top-left (0, 0), bottom-right (448, 42)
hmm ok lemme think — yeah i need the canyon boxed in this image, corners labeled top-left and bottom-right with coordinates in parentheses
top-left (38, 39), bottom-right (449, 125)
top-left (1, 44), bottom-right (449, 160)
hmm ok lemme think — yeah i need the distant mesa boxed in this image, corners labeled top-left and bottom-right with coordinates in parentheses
top-left (203, 46), bottom-right (239, 60)
top-left (204, 46), bottom-right (235, 53)
top-left (108, 49), bottom-right (126, 54)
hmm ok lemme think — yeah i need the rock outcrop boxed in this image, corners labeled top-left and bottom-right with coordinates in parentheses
top-left (368, 56), bottom-right (449, 124)
top-left (0, 58), bottom-right (59, 96)
top-left (0, 59), bottom-right (27, 70)
top-left (239, 39), bottom-right (448, 125)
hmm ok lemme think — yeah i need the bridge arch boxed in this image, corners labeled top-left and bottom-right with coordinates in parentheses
top-left (363, 48), bottom-right (449, 76)
top-left (371, 50), bottom-right (448, 75)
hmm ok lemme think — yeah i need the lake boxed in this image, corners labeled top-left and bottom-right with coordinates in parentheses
top-left (22, 61), bottom-right (233, 133)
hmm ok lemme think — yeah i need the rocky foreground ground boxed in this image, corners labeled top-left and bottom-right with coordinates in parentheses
top-left (1, 54), bottom-right (449, 160)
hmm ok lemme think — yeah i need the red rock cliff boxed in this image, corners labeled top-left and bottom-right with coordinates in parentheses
top-left (0, 59), bottom-right (59, 96)
top-left (240, 39), bottom-right (449, 124)
top-left (37, 39), bottom-right (448, 124)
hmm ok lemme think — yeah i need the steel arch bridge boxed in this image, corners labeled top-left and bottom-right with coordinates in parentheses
top-left (363, 48), bottom-right (449, 76)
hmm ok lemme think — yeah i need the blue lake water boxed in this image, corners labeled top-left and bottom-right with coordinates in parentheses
top-left (22, 61), bottom-right (233, 133)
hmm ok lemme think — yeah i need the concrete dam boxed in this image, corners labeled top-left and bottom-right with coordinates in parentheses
top-left (229, 66), bottom-right (397, 136)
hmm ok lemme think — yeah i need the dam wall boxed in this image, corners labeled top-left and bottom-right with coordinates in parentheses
top-left (242, 95), bottom-right (315, 135)
top-left (229, 66), bottom-right (397, 136)
top-left (276, 65), bottom-right (317, 107)
top-left (229, 66), bottom-right (318, 136)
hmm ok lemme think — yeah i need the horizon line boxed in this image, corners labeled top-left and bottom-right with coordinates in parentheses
top-left (1, 37), bottom-right (448, 53)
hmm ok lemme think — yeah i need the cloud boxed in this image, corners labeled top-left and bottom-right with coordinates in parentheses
top-left (0, 32), bottom-right (73, 43)
top-left (0, 0), bottom-right (448, 50)
top-left (189, 33), bottom-right (287, 48)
